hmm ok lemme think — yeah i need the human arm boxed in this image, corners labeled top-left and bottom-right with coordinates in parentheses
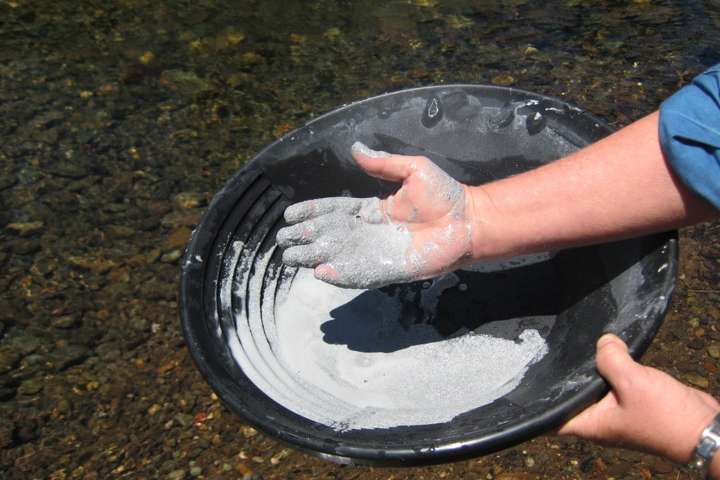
top-left (277, 111), bottom-right (717, 288)
top-left (467, 110), bottom-right (717, 261)
top-left (558, 334), bottom-right (720, 478)
top-left (470, 63), bottom-right (720, 258)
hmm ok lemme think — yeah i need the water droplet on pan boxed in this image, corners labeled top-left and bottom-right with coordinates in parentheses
top-left (422, 97), bottom-right (443, 128)
top-left (427, 98), bottom-right (439, 118)
top-left (525, 110), bottom-right (546, 135)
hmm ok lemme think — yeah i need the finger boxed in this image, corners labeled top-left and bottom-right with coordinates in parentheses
top-left (281, 244), bottom-right (331, 268)
top-left (315, 263), bottom-right (371, 289)
top-left (277, 215), bottom-right (336, 247)
top-left (314, 263), bottom-right (340, 284)
top-left (284, 197), bottom-right (361, 224)
top-left (351, 141), bottom-right (424, 182)
top-left (276, 224), bottom-right (311, 247)
top-left (556, 405), bottom-right (594, 437)
top-left (595, 333), bottom-right (640, 397)
top-left (557, 391), bottom-right (619, 437)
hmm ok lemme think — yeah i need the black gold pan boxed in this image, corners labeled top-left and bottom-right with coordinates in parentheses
top-left (179, 85), bottom-right (676, 466)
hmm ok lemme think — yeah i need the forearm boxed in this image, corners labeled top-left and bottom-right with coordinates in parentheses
top-left (468, 111), bottom-right (718, 260)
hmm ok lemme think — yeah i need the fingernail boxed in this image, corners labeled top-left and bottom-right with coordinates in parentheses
top-left (597, 333), bottom-right (618, 349)
top-left (351, 141), bottom-right (389, 158)
top-left (284, 202), bottom-right (309, 223)
top-left (281, 249), bottom-right (297, 265)
top-left (283, 206), bottom-right (297, 222)
top-left (315, 264), bottom-right (338, 282)
top-left (276, 227), bottom-right (293, 247)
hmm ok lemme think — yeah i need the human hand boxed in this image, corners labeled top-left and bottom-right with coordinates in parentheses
top-left (276, 142), bottom-right (474, 288)
top-left (559, 333), bottom-right (720, 464)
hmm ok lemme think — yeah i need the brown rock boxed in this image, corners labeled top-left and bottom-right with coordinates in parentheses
top-left (161, 210), bottom-right (203, 228)
top-left (167, 469), bottom-right (185, 480)
top-left (157, 360), bottom-right (178, 375)
top-left (18, 378), bottom-right (43, 396)
top-left (235, 462), bottom-right (253, 476)
top-left (11, 238), bottom-right (41, 255)
top-left (685, 373), bottom-right (709, 389)
top-left (67, 255), bottom-right (118, 274)
top-left (497, 474), bottom-right (534, 480)
top-left (273, 122), bottom-right (294, 137)
top-left (648, 458), bottom-right (674, 474)
top-left (6, 221), bottom-right (44, 237)
top-left (638, 466), bottom-right (652, 480)
top-left (146, 249), bottom-right (162, 264)
top-left (0, 348), bottom-right (21, 374)
top-left (241, 426), bottom-right (257, 438)
top-left (129, 249), bottom-right (162, 266)
top-left (0, 420), bottom-right (14, 449)
top-left (166, 227), bottom-right (192, 250)
top-left (108, 268), bottom-right (130, 283)
top-left (159, 70), bottom-right (212, 95)
top-left (160, 249), bottom-right (182, 263)
top-left (594, 457), bottom-right (607, 473)
top-left (174, 192), bottom-right (206, 210)
top-left (52, 315), bottom-right (78, 329)
top-left (491, 74), bottom-right (515, 86)
top-left (270, 449), bottom-right (290, 465)
top-left (105, 225), bottom-right (135, 239)
top-left (98, 83), bottom-right (120, 95)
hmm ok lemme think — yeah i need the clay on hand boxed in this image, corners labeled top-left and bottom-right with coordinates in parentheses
top-left (276, 142), bottom-right (474, 289)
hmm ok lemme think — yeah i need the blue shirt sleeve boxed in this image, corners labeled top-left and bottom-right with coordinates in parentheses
top-left (659, 64), bottom-right (720, 209)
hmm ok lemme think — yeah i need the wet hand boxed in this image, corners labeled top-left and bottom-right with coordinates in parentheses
top-left (276, 142), bottom-right (474, 288)
top-left (559, 334), bottom-right (720, 463)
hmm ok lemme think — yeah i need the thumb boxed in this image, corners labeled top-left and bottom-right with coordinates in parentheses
top-left (351, 141), bottom-right (418, 182)
top-left (595, 333), bottom-right (640, 397)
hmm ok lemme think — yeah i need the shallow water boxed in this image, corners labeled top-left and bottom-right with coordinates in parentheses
top-left (1, 0), bottom-right (720, 478)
